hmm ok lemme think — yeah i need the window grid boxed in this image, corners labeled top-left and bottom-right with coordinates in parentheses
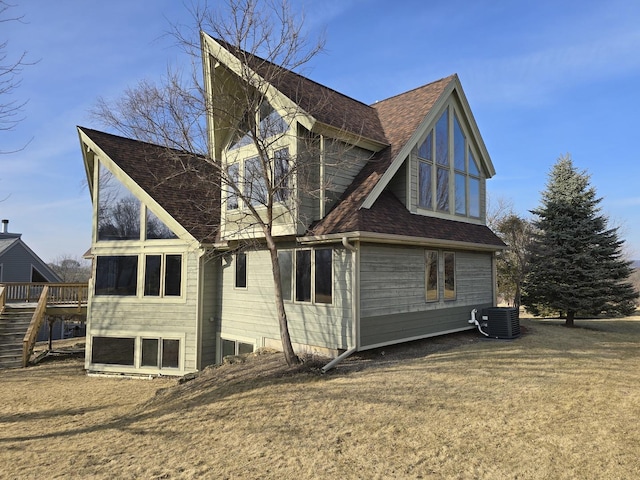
top-left (416, 105), bottom-right (482, 219)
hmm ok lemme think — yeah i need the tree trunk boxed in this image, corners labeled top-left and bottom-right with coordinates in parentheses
top-left (264, 232), bottom-right (299, 366)
top-left (565, 310), bottom-right (575, 327)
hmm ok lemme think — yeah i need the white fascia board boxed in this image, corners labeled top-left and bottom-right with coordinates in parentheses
top-left (200, 33), bottom-right (316, 133)
top-left (360, 76), bottom-right (496, 210)
top-left (298, 231), bottom-right (506, 252)
top-left (78, 128), bottom-right (96, 200)
top-left (77, 129), bottom-right (196, 244)
top-left (453, 78), bottom-right (495, 178)
top-left (312, 121), bottom-right (389, 153)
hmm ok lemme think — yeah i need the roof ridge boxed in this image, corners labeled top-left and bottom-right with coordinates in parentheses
top-left (371, 74), bottom-right (457, 107)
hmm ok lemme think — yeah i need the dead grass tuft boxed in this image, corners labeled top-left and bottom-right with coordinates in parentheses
top-left (2, 314), bottom-right (640, 479)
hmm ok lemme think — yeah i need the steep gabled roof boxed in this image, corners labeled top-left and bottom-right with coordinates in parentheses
top-left (203, 35), bottom-right (388, 147)
top-left (307, 76), bottom-right (504, 248)
top-left (205, 37), bottom-right (483, 236)
top-left (78, 127), bottom-right (220, 243)
top-left (372, 75), bottom-right (455, 163)
top-left (308, 76), bottom-right (454, 236)
top-left (0, 235), bottom-right (63, 282)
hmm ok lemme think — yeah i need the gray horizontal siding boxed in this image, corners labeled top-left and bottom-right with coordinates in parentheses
top-left (360, 304), bottom-right (491, 348)
top-left (87, 249), bottom-right (200, 372)
top-left (217, 246), bottom-right (353, 352)
top-left (199, 257), bottom-right (218, 368)
top-left (0, 240), bottom-right (60, 282)
top-left (359, 244), bottom-right (494, 347)
top-left (360, 245), bottom-right (493, 318)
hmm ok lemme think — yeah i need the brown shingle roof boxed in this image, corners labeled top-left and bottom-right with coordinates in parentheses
top-left (372, 75), bottom-right (455, 160)
top-left (211, 37), bottom-right (388, 145)
top-left (310, 190), bottom-right (505, 248)
top-left (309, 77), bottom-right (459, 236)
top-left (79, 127), bottom-right (220, 243)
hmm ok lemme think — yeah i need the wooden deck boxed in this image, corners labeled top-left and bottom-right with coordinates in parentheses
top-left (0, 283), bottom-right (88, 367)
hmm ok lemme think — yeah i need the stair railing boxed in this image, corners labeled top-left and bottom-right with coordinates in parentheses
top-left (22, 286), bottom-right (49, 368)
top-left (0, 285), bottom-right (5, 313)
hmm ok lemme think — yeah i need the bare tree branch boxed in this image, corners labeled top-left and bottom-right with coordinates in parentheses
top-left (0, 0), bottom-right (37, 154)
top-left (90, 0), bottom-right (370, 366)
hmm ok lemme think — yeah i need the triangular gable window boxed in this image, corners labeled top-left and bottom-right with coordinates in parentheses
top-left (469, 150), bottom-right (480, 176)
top-left (146, 209), bottom-right (177, 240)
top-left (229, 100), bottom-right (288, 150)
top-left (97, 161), bottom-right (178, 241)
top-left (97, 162), bottom-right (141, 241)
top-left (417, 106), bottom-right (482, 219)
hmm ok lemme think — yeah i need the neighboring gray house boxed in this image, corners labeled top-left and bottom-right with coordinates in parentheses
top-left (77, 34), bottom-right (505, 376)
top-left (0, 221), bottom-right (61, 283)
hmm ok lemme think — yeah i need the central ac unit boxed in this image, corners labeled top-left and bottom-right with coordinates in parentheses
top-left (480, 307), bottom-right (520, 339)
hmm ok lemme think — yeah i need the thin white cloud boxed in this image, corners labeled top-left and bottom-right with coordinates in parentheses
top-left (464, 14), bottom-right (640, 106)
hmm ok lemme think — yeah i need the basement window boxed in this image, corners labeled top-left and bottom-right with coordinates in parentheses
top-left (222, 339), bottom-right (254, 359)
top-left (91, 336), bottom-right (135, 366)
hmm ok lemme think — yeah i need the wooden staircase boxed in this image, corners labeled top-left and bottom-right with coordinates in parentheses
top-left (0, 306), bottom-right (36, 369)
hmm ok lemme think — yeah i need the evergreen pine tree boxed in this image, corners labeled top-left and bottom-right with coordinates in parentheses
top-left (522, 155), bottom-right (638, 326)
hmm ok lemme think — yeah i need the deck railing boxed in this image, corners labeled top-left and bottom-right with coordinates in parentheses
top-left (0, 282), bottom-right (88, 307)
top-left (22, 286), bottom-right (49, 367)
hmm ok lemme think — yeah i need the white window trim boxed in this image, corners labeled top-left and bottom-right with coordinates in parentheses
top-left (87, 330), bottom-right (186, 374)
top-left (289, 247), bottom-right (334, 305)
top-left (415, 101), bottom-right (484, 221)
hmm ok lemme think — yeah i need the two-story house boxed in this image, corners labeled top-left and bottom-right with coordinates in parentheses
top-left (77, 32), bottom-right (504, 376)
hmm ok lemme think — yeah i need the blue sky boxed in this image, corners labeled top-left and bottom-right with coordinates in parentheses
top-left (3, 0), bottom-right (640, 262)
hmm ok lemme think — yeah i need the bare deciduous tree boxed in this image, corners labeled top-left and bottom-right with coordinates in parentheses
top-left (90, 0), bottom-right (355, 366)
top-left (1, 1), bottom-right (35, 154)
top-left (48, 255), bottom-right (92, 283)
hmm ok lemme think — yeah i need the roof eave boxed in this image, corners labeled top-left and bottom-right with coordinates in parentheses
top-left (312, 121), bottom-right (389, 152)
top-left (201, 32), bottom-right (317, 137)
top-left (298, 231), bottom-right (506, 251)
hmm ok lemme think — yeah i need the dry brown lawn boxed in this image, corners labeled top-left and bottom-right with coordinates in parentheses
top-left (1, 314), bottom-right (639, 479)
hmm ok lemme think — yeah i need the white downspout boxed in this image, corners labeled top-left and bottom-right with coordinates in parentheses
top-left (322, 237), bottom-right (359, 373)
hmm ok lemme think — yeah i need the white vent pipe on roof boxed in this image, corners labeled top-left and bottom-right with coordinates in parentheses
top-left (1, 219), bottom-right (8, 234)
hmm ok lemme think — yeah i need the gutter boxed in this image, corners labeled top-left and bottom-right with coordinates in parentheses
top-left (298, 231), bottom-right (506, 252)
top-left (322, 236), bottom-right (359, 373)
